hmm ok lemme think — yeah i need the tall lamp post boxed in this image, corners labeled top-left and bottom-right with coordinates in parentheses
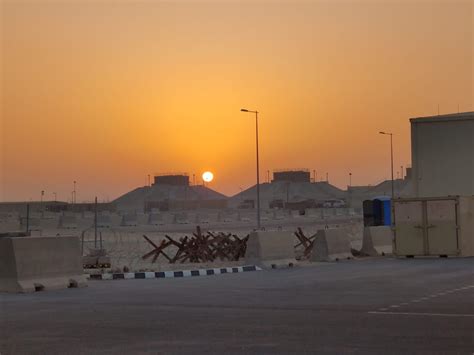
top-left (73, 180), bottom-right (77, 204)
top-left (379, 132), bottom-right (394, 201)
top-left (241, 108), bottom-right (261, 229)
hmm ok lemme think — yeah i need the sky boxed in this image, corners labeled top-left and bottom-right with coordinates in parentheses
top-left (0, 0), bottom-right (472, 202)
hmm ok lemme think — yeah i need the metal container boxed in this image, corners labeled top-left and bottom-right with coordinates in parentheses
top-left (393, 196), bottom-right (474, 257)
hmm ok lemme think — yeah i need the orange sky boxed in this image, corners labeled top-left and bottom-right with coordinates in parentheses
top-left (1, 0), bottom-right (472, 202)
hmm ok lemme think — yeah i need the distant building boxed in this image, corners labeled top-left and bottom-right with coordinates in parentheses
top-left (273, 170), bottom-right (311, 183)
top-left (113, 183), bottom-right (228, 212)
top-left (0, 201), bottom-right (114, 214)
top-left (154, 174), bottom-right (189, 186)
top-left (410, 112), bottom-right (473, 197)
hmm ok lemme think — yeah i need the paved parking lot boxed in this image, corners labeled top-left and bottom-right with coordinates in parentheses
top-left (1, 258), bottom-right (473, 354)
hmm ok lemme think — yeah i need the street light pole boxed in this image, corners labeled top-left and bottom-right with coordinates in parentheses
top-left (73, 180), bottom-right (77, 204)
top-left (241, 108), bottom-right (261, 229)
top-left (379, 132), bottom-right (394, 201)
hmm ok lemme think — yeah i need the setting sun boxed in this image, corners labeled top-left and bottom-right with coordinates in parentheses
top-left (202, 171), bottom-right (214, 183)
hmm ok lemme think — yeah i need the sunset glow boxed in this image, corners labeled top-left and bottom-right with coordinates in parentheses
top-left (1, 1), bottom-right (472, 201)
top-left (202, 172), bottom-right (214, 183)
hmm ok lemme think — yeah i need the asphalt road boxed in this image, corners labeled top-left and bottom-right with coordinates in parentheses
top-left (1, 258), bottom-right (473, 354)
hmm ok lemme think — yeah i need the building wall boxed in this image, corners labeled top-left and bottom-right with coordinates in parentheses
top-left (273, 171), bottom-right (310, 183)
top-left (411, 113), bottom-right (474, 197)
top-left (154, 175), bottom-right (189, 186)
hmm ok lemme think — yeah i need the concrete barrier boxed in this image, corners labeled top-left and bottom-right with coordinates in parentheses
top-left (272, 210), bottom-right (286, 220)
top-left (121, 214), bottom-right (138, 227)
top-left (0, 236), bottom-right (87, 293)
top-left (291, 210), bottom-right (303, 218)
top-left (148, 213), bottom-right (164, 226)
top-left (305, 208), bottom-right (318, 218)
top-left (0, 217), bottom-right (22, 233)
top-left (310, 228), bottom-right (352, 262)
top-left (59, 215), bottom-right (78, 229)
top-left (322, 209), bottom-right (333, 218)
top-left (237, 212), bottom-right (252, 223)
top-left (173, 213), bottom-right (189, 224)
top-left (218, 212), bottom-right (234, 223)
top-left (136, 213), bottom-right (148, 225)
top-left (360, 226), bottom-right (393, 256)
top-left (245, 231), bottom-right (296, 268)
top-left (21, 217), bottom-right (41, 231)
top-left (195, 213), bottom-right (210, 224)
top-left (97, 214), bottom-right (112, 228)
top-left (41, 211), bottom-right (57, 220)
top-left (82, 211), bottom-right (95, 218)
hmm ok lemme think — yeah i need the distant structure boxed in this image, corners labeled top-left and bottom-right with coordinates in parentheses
top-left (229, 169), bottom-right (346, 210)
top-left (410, 111), bottom-right (473, 197)
top-left (273, 169), bottom-right (311, 183)
top-left (113, 173), bottom-right (227, 212)
top-left (154, 174), bottom-right (189, 186)
top-left (347, 178), bottom-right (411, 209)
top-left (0, 201), bottom-right (114, 214)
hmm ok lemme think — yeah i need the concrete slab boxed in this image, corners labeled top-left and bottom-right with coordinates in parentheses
top-left (310, 228), bottom-right (352, 261)
top-left (0, 236), bottom-right (87, 293)
top-left (361, 226), bottom-right (393, 256)
top-left (245, 230), bottom-right (296, 268)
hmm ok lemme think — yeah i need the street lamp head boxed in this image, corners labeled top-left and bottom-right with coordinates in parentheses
top-left (241, 108), bottom-right (258, 114)
top-left (379, 131), bottom-right (386, 135)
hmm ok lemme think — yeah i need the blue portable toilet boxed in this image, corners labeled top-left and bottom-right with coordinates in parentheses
top-left (373, 196), bottom-right (391, 226)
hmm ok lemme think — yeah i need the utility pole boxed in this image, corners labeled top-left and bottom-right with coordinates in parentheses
top-left (73, 181), bottom-right (77, 204)
top-left (240, 108), bottom-right (261, 229)
top-left (94, 196), bottom-right (98, 249)
top-left (379, 132), bottom-right (395, 201)
top-left (26, 204), bottom-right (30, 234)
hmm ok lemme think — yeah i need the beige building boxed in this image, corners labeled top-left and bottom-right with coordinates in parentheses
top-left (410, 112), bottom-right (474, 197)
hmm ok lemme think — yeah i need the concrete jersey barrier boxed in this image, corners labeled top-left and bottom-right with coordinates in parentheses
top-left (121, 214), bottom-right (138, 227)
top-left (173, 213), bottom-right (189, 224)
top-left (148, 213), bottom-right (164, 225)
top-left (97, 214), bottom-right (112, 228)
top-left (59, 215), bottom-right (78, 229)
top-left (360, 226), bottom-right (393, 256)
top-left (0, 236), bottom-right (87, 293)
top-left (245, 231), bottom-right (296, 268)
top-left (310, 228), bottom-right (352, 262)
